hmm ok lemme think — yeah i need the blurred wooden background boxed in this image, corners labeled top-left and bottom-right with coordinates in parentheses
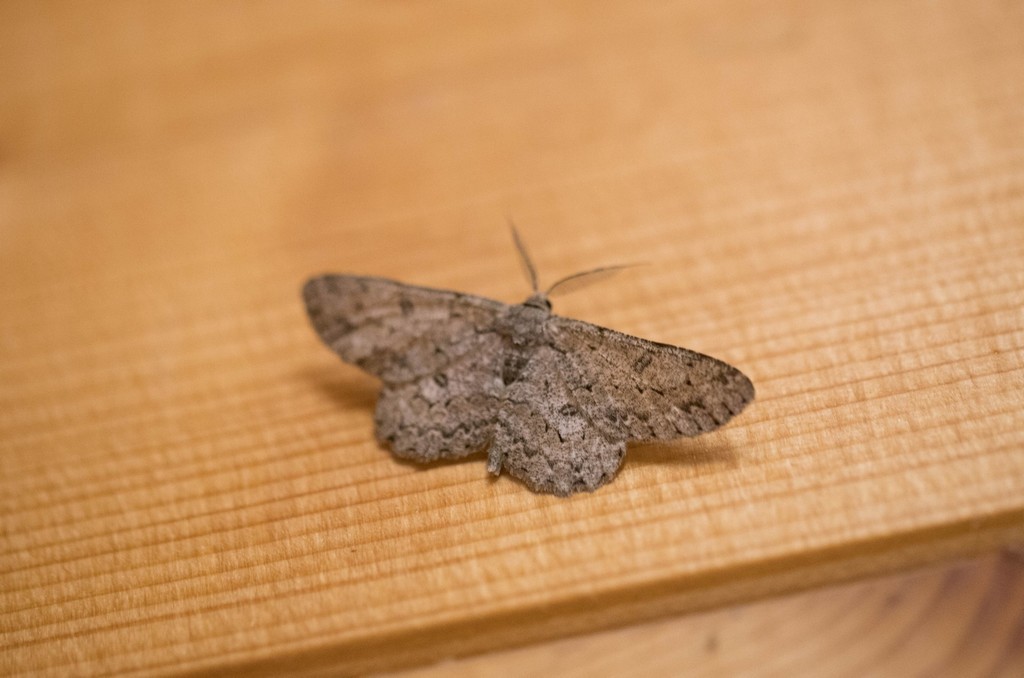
top-left (2, 1), bottom-right (1023, 676)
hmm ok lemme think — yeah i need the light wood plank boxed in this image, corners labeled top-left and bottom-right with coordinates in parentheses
top-left (2, 1), bottom-right (1023, 675)
top-left (382, 553), bottom-right (1024, 678)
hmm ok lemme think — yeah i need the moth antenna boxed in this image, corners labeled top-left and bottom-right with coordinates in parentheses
top-left (546, 264), bottom-right (642, 298)
top-left (509, 220), bottom-right (540, 293)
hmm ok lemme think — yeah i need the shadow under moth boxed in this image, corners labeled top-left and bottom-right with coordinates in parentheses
top-left (303, 230), bottom-right (754, 496)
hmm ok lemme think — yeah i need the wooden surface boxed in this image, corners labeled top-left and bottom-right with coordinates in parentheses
top-left (2, 1), bottom-right (1023, 676)
top-left (384, 552), bottom-right (1024, 678)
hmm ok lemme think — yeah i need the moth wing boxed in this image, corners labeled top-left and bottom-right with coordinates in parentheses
top-left (303, 275), bottom-right (508, 461)
top-left (303, 275), bottom-right (506, 383)
top-left (492, 343), bottom-right (627, 496)
top-left (547, 316), bottom-right (755, 441)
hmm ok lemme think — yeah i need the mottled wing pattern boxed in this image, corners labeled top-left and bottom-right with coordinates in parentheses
top-left (304, 275), bottom-right (755, 493)
top-left (547, 316), bottom-right (755, 443)
top-left (303, 275), bottom-right (504, 383)
top-left (303, 275), bottom-right (507, 460)
top-left (373, 359), bottom-right (505, 462)
top-left (492, 343), bottom-right (627, 496)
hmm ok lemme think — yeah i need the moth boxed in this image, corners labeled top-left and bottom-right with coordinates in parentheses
top-left (303, 230), bottom-right (754, 496)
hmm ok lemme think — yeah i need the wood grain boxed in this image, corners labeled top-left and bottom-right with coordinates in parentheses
top-left (383, 552), bottom-right (1024, 678)
top-left (2, 1), bottom-right (1023, 675)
